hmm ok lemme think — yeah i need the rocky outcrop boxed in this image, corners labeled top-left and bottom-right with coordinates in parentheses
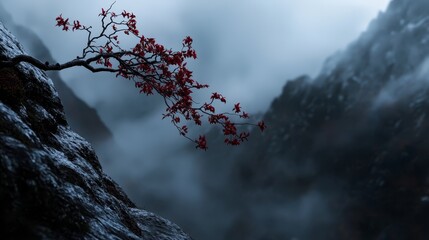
top-left (0, 4), bottom-right (112, 150)
top-left (0, 22), bottom-right (191, 240)
top-left (197, 0), bottom-right (429, 239)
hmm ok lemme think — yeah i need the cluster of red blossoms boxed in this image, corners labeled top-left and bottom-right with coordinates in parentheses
top-left (55, 4), bottom-right (265, 150)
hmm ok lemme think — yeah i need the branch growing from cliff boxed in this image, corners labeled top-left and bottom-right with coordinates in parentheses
top-left (0, 54), bottom-right (119, 73)
top-left (0, 3), bottom-right (266, 150)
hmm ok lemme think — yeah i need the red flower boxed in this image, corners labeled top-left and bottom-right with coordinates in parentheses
top-left (258, 121), bottom-right (266, 132)
top-left (105, 44), bottom-right (113, 53)
top-left (223, 121), bottom-right (237, 136)
top-left (240, 111), bottom-right (249, 119)
top-left (180, 125), bottom-right (188, 135)
top-left (183, 36), bottom-right (193, 45)
top-left (185, 49), bottom-right (197, 59)
top-left (72, 20), bottom-right (82, 31)
top-left (233, 103), bottom-right (241, 113)
top-left (99, 8), bottom-right (107, 17)
top-left (196, 135), bottom-right (208, 150)
top-left (104, 58), bottom-right (112, 68)
top-left (211, 92), bottom-right (226, 103)
top-left (239, 132), bottom-right (250, 141)
top-left (122, 10), bottom-right (128, 18)
top-left (208, 114), bottom-right (227, 124)
top-left (203, 103), bottom-right (215, 113)
top-left (225, 138), bottom-right (240, 146)
top-left (140, 83), bottom-right (154, 95)
top-left (55, 14), bottom-right (69, 31)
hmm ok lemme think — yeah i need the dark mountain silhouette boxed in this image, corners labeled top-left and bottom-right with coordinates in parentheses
top-left (192, 0), bottom-right (429, 239)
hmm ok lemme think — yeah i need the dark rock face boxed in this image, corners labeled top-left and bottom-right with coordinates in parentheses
top-left (0, 4), bottom-right (112, 150)
top-left (197, 0), bottom-right (429, 239)
top-left (0, 23), bottom-right (191, 240)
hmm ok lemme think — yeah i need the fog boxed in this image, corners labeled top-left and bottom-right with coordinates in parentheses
top-left (3, 0), bottom-right (389, 112)
top-left (1, 0), bottom-right (390, 239)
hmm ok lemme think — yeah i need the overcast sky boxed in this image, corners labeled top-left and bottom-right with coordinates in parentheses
top-left (0, 0), bottom-right (390, 159)
top-left (3, 0), bottom-right (390, 112)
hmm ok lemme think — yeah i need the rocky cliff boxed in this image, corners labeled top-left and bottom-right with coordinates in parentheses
top-left (0, 4), bottom-right (113, 150)
top-left (0, 22), bottom-right (191, 240)
top-left (196, 0), bottom-right (429, 239)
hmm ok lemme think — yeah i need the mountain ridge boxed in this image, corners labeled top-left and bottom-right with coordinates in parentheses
top-left (195, 0), bottom-right (429, 239)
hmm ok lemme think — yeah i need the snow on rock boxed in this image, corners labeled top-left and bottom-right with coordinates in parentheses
top-left (0, 21), bottom-right (192, 240)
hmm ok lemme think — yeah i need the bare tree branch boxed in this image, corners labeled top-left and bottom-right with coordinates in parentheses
top-left (0, 54), bottom-right (119, 73)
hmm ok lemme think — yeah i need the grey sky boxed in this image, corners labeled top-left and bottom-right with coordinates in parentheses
top-left (3, 0), bottom-right (389, 112)
top-left (1, 0), bottom-right (390, 159)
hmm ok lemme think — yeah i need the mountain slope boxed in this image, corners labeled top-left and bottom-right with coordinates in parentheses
top-left (0, 22), bottom-right (191, 240)
top-left (0, 4), bottom-right (112, 149)
top-left (198, 0), bottom-right (429, 239)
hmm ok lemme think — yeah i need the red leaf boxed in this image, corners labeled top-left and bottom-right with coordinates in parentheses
top-left (196, 135), bottom-right (208, 150)
top-left (99, 8), bottom-right (107, 17)
top-left (183, 36), bottom-right (193, 45)
top-left (233, 103), bottom-right (241, 113)
top-left (72, 20), bottom-right (82, 31)
top-left (258, 121), bottom-right (266, 132)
